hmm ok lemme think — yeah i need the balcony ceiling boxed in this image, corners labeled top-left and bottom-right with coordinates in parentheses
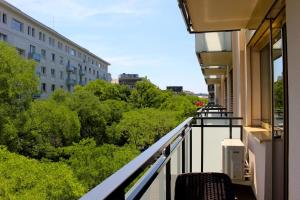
top-left (197, 51), bottom-right (232, 66)
top-left (202, 67), bottom-right (226, 76)
top-left (181, 0), bottom-right (275, 32)
top-left (206, 78), bottom-right (221, 85)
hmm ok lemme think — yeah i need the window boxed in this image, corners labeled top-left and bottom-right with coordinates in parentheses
top-left (42, 83), bottom-right (46, 92)
top-left (84, 66), bottom-right (87, 71)
top-left (41, 66), bottom-right (46, 76)
top-left (32, 28), bottom-right (35, 37)
top-left (16, 48), bottom-right (25, 57)
top-left (39, 32), bottom-right (42, 40)
top-left (70, 48), bottom-right (76, 56)
top-left (0, 33), bottom-right (7, 41)
top-left (85, 77), bottom-right (87, 83)
top-left (89, 68), bottom-right (91, 73)
top-left (2, 13), bottom-right (7, 24)
top-left (11, 19), bottom-right (24, 32)
top-left (51, 84), bottom-right (55, 92)
top-left (29, 45), bottom-right (36, 53)
top-left (60, 71), bottom-right (63, 80)
top-left (58, 41), bottom-right (63, 50)
top-left (59, 56), bottom-right (63, 65)
top-left (27, 26), bottom-right (31, 35)
top-left (41, 49), bottom-right (46, 59)
top-left (93, 69), bottom-right (95, 75)
top-left (51, 69), bottom-right (55, 77)
top-left (51, 53), bottom-right (55, 62)
top-left (42, 33), bottom-right (45, 42)
top-left (60, 85), bottom-right (64, 89)
top-left (49, 37), bottom-right (55, 46)
top-left (260, 44), bottom-right (272, 124)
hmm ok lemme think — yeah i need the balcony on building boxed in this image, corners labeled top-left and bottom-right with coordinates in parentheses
top-left (79, 68), bottom-right (86, 76)
top-left (66, 77), bottom-right (76, 86)
top-left (66, 63), bottom-right (76, 73)
top-left (28, 52), bottom-right (41, 62)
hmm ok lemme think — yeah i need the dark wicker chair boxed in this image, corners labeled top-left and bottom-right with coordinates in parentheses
top-left (175, 173), bottom-right (235, 200)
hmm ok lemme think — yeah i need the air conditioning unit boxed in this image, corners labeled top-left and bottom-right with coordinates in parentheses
top-left (222, 139), bottom-right (244, 180)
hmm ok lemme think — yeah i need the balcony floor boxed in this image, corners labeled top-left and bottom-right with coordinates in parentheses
top-left (234, 184), bottom-right (256, 200)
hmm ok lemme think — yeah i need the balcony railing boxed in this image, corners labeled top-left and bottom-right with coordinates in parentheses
top-left (28, 52), bottom-right (41, 62)
top-left (80, 106), bottom-right (251, 200)
top-left (66, 78), bottom-right (76, 86)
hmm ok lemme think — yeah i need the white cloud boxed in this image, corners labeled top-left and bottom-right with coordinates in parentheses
top-left (7, 0), bottom-right (151, 21)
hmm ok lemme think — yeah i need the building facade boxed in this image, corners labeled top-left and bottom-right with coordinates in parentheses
top-left (118, 73), bottom-right (143, 89)
top-left (0, 0), bottom-right (111, 98)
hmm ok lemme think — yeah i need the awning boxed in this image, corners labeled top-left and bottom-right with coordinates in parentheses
top-left (179, 0), bottom-right (276, 33)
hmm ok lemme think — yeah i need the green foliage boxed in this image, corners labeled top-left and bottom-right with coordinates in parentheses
top-left (160, 95), bottom-right (197, 118)
top-left (62, 139), bottom-right (139, 189)
top-left (82, 80), bottom-right (130, 101)
top-left (129, 80), bottom-right (165, 108)
top-left (0, 147), bottom-right (85, 200)
top-left (70, 89), bottom-right (111, 144)
top-left (113, 108), bottom-right (179, 149)
top-left (22, 100), bottom-right (80, 157)
top-left (0, 41), bottom-right (201, 199)
top-left (274, 79), bottom-right (283, 109)
top-left (0, 42), bottom-right (38, 114)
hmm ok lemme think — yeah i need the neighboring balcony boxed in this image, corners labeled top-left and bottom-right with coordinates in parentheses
top-left (28, 52), bottom-right (41, 62)
top-left (66, 78), bottom-right (76, 86)
top-left (80, 106), bottom-right (255, 200)
top-left (66, 64), bottom-right (75, 73)
top-left (79, 69), bottom-right (86, 76)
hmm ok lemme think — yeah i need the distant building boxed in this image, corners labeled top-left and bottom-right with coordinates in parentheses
top-left (118, 73), bottom-right (144, 89)
top-left (111, 79), bottom-right (119, 84)
top-left (166, 86), bottom-right (183, 93)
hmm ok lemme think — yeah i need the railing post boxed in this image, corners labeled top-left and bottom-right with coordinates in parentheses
top-left (165, 145), bottom-right (171, 200)
top-left (240, 125), bottom-right (243, 141)
top-left (229, 118), bottom-right (232, 139)
top-left (201, 118), bottom-right (204, 172)
top-left (181, 130), bottom-right (185, 174)
top-left (190, 126), bottom-right (193, 173)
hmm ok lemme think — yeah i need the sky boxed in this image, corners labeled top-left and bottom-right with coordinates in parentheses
top-left (6, 0), bottom-right (207, 93)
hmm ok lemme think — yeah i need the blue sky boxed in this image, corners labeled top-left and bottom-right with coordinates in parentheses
top-left (6, 0), bottom-right (207, 93)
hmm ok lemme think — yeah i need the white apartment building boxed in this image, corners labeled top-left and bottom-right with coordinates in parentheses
top-left (0, 0), bottom-right (111, 98)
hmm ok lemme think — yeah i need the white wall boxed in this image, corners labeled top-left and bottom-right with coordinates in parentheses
top-left (286, 0), bottom-right (300, 199)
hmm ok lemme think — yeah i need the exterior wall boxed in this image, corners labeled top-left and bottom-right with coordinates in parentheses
top-left (286, 0), bottom-right (300, 199)
top-left (0, 1), bottom-right (111, 97)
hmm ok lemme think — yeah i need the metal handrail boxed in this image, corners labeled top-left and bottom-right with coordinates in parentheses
top-left (80, 117), bottom-right (193, 200)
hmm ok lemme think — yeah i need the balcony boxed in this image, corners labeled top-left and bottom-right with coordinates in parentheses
top-left (66, 64), bottom-right (75, 73)
top-left (66, 78), bottom-right (76, 86)
top-left (28, 52), bottom-right (41, 62)
top-left (79, 69), bottom-right (85, 76)
top-left (80, 105), bottom-right (255, 200)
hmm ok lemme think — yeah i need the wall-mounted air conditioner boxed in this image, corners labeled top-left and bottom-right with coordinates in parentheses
top-left (222, 139), bottom-right (244, 180)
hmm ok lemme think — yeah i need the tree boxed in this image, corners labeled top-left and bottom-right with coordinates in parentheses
top-left (113, 108), bottom-right (179, 149)
top-left (21, 100), bottom-right (81, 158)
top-left (81, 80), bottom-right (131, 101)
top-left (0, 147), bottom-right (85, 200)
top-left (0, 42), bottom-right (38, 114)
top-left (70, 89), bottom-right (111, 144)
top-left (62, 139), bottom-right (139, 189)
top-left (274, 79), bottom-right (284, 109)
top-left (129, 80), bottom-right (165, 108)
top-left (160, 95), bottom-right (197, 118)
